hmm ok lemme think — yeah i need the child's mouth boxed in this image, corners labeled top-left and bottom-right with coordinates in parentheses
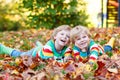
top-left (80, 42), bottom-right (86, 45)
top-left (61, 40), bottom-right (65, 43)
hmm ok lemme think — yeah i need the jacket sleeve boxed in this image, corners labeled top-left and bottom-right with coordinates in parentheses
top-left (72, 50), bottom-right (80, 60)
top-left (37, 43), bottom-right (54, 59)
top-left (89, 44), bottom-right (100, 63)
top-left (64, 47), bottom-right (72, 57)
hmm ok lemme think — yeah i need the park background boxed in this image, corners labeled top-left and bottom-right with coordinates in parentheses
top-left (0, 0), bottom-right (116, 31)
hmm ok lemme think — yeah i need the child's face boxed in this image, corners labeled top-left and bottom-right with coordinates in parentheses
top-left (54, 30), bottom-right (70, 47)
top-left (74, 32), bottom-right (90, 51)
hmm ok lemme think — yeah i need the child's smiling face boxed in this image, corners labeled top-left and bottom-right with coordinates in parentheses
top-left (74, 32), bottom-right (90, 51)
top-left (54, 30), bottom-right (70, 47)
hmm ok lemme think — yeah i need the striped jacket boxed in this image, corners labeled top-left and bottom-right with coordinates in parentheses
top-left (35, 40), bottom-right (72, 62)
top-left (72, 39), bottom-right (104, 63)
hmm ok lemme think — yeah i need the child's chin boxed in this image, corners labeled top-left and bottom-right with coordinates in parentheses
top-left (60, 43), bottom-right (66, 46)
top-left (80, 46), bottom-right (87, 50)
top-left (81, 49), bottom-right (86, 52)
top-left (80, 46), bottom-right (86, 49)
top-left (82, 45), bottom-right (88, 48)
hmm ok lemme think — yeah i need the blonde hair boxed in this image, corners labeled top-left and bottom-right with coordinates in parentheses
top-left (51, 25), bottom-right (71, 41)
top-left (70, 25), bottom-right (91, 43)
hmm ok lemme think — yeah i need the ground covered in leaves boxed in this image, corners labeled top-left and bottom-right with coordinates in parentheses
top-left (0, 27), bottom-right (120, 80)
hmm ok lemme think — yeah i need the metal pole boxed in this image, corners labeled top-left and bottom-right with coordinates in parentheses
top-left (101, 0), bottom-right (103, 28)
top-left (106, 0), bottom-right (108, 28)
top-left (118, 0), bottom-right (120, 27)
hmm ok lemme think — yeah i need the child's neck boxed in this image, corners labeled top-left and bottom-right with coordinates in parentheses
top-left (81, 47), bottom-right (88, 52)
top-left (81, 48), bottom-right (86, 52)
top-left (55, 42), bottom-right (64, 52)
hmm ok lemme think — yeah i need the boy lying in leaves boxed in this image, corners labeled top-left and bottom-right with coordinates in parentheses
top-left (0, 25), bottom-right (72, 63)
top-left (70, 25), bottom-right (115, 70)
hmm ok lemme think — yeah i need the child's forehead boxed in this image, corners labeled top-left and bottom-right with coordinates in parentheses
top-left (58, 29), bottom-right (70, 33)
top-left (75, 32), bottom-right (87, 37)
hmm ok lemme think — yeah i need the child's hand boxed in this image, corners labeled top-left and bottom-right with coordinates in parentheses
top-left (98, 54), bottom-right (110, 63)
top-left (64, 56), bottom-right (73, 62)
top-left (85, 61), bottom-right (98, 71)
top-left (101, 54), bottom-right (109, 59)
top-left (84, 63), bottom-right (92, 72)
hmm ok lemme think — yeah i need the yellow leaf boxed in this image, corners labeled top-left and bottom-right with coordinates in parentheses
top-left (53, 74), bottom-right (60, 80)
top-left (15, 58), bottom-right (22, 65)
top-left (11, 70), bottom-right (19, 75)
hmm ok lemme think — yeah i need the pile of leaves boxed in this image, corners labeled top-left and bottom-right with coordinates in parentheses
top-left (0, 27), bottom-right (120, 80)
top-left (0, 54), bottom-right (120, 80)
top-left (0, 28), bottom-right (53, 50)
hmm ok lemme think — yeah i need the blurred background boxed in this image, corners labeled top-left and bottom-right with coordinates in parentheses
top-left (0, 0), bottom-right (119, 31)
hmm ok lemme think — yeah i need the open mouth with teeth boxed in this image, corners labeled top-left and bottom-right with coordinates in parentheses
top-left (61, 39), bottom-right (66, 43)
top-left (80, 42), bottom-right (86, 45)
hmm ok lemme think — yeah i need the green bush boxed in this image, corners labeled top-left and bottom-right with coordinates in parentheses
top-left (0, 19), bottom-right (21, 31)
top-left (20, 0), bottom-right (90, 29)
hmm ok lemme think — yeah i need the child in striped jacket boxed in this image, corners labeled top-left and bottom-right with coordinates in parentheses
top-left (70, 25), bottom-right (115, 65)
top-left (35, 25), bottom-right (72, 62)
top-left (0, 25), bottom-right (72, 62)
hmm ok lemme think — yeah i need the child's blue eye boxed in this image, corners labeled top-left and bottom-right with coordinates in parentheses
top-left (83, 36), bottom-right (86, 38)
top-left (77, 38), bottom-right (80, 40)
top-left (61, 33), bottom-right (64, 35)
top-left (67, 35), bottom-right (70, 38)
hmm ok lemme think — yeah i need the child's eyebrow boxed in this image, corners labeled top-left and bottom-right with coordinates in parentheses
top-left (75, 36), bottom-right (79, 39)
top-left (67, 35), bottom-right (70, 38)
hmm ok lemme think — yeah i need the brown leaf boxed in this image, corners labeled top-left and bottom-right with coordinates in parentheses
top-left (22, 55), bottom-right (33, 67)
top-left (21, 68), bottom-right (36, 80)
top-left (64, 64), bottom-right (75, 72)
top-left (30, 72), bottom-right (47, 80)
top-left (94, 61), bottom-right (106, 76)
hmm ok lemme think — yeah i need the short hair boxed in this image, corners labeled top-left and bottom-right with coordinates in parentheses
top-left (70, 25), bottom-right (91, 43)
top-left (51, 25), bottom-right (71, 41)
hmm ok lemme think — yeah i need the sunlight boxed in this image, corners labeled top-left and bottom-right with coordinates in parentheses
top-left (84, 0), bottom-right (101, 27)
top-left (5, 0), bottom-right (12, 4)
top-left (4, 0), bottom-right (19, 4)
top-left (64, 0), bottom-right (70, 3)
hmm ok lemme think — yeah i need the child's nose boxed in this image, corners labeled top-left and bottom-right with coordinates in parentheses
top-left (63, 35), bottom-right (67, 39)
top-left (80, 38), bottom-right (84, 41)
top-left (63, 35), bottom-right (67, 38)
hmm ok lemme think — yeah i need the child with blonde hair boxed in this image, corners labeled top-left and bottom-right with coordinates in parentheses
top-left (37, 25), bottom-right (72, 62)
top-left (70, 25), bottom-right (115, 65)
top-left (0, 25), bottom-right (72, 62)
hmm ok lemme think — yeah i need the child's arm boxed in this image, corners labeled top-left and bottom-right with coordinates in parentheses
top-left (64, 47), bottom-right (72, 62)
top-left (88, 44), bottom-right (100, 64)
top-left (64, 47), bottom-right (72, 57)
top-left (72, 51), bottom-right (80, 61)
top-left (38, 45), bottom-right (54, 59)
